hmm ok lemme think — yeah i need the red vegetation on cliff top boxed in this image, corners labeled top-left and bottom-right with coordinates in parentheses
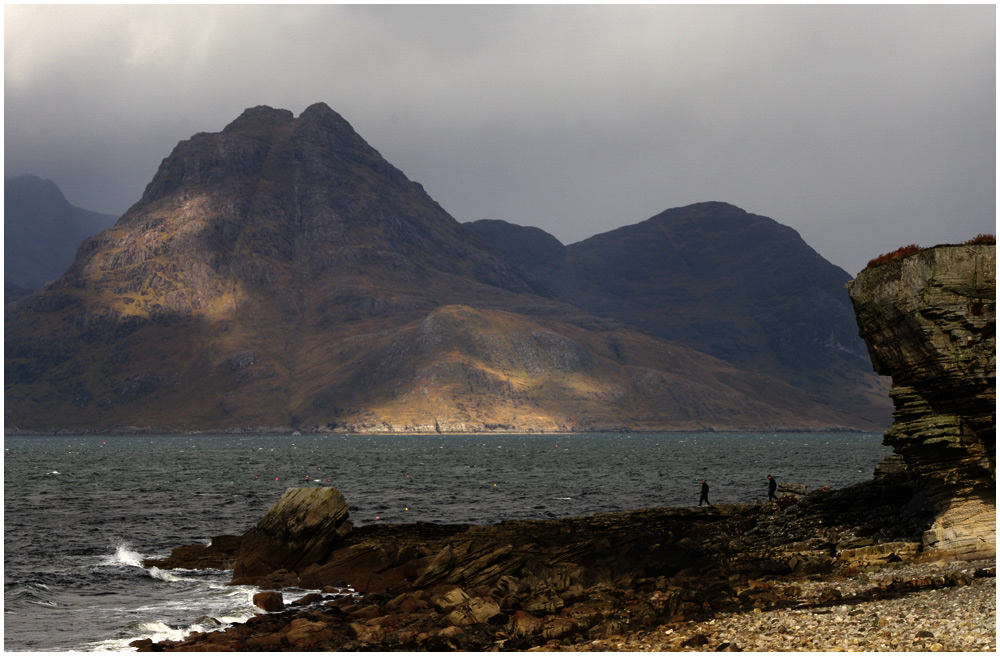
top-left (866, 244), bottom-right (923, 269)
top-left (866, 234), bottom-right (995, 270)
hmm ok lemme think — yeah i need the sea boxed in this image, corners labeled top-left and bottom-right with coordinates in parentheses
top-left (4, 432), bottom-right (891, 651)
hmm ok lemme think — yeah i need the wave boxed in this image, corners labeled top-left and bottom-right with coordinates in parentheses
top-left (5, 581), bottom-right (59, 609)
top-left (89, 620), bottom-right (204, 651)
top-left (147, 567), bottom-right (183, 583)
top-left (98, 543), bottom-right (146, 569)
top-left (86, 593), bottom-right (260, 652)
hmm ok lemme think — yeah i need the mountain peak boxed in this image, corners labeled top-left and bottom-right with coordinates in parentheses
top-left (66, 101), bottom-right (540, 319)
top-left (299, 101), bottom-right (340, 120)
top-left (222, 105), bottom-right (294, 133)
top-left (5, 174), bottom-right (69, 207)
top-left (5, 175), bottom-right (117, 289)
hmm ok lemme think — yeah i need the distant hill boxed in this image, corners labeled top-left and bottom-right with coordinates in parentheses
top-left (4, 104), bottom-right (887, 433)
top-left (4, 174), bottom-right (119, 292)
top-left (467, 203), bottom-right (891, 427)
top-left (4, 281), bottom-right (36, 307)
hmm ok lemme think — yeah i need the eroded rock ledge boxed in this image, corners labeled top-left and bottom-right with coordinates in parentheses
top-left (847, 243), bottom-right (996, 558)
top-left (140, 470), bottom-right (969, 651)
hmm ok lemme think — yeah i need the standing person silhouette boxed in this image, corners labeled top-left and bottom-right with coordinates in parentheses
top-left (767, 474), bottom-right (778, 501)
top-left (699, 479), bottom-right (711, 506)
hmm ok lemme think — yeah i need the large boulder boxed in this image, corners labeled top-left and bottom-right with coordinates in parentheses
top-left (847, 243), bottom-right (995, 558)
top-left (232, 486), bottom-right (353, 584)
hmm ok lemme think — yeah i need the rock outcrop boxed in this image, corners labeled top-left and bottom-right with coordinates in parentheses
top-left (233, 486), bottom-right (354, 585)
top-left (847, 244), bottom-right (995, 558)
top-left (141, 475), bottom-right (959, 651)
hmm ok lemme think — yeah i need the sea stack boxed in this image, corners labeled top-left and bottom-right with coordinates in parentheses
top-left (847, 242), bottom-right (996, 558)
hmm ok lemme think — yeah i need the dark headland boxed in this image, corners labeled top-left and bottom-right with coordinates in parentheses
top-left (137, 243), bottom-right (995, 651)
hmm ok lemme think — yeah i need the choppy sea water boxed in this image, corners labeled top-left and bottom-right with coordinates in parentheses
top-left (4, 432), bottom-right (891, 651)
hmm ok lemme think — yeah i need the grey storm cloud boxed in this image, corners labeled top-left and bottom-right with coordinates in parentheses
top-left (4, 4), bottom-right (995, 275)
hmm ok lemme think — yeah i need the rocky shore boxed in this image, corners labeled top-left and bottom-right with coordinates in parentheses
top-left (135, 471), bottom-right (994, 652)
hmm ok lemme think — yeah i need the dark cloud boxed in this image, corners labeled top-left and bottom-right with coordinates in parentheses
top-left (5, 4), bottom-right (994, 274)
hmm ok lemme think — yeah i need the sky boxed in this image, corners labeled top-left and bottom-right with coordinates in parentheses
top-left (4, 4), bottom-right (996, 275)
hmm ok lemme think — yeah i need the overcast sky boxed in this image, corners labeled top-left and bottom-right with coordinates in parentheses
top-left (5, 4), bottom-right (995, 275)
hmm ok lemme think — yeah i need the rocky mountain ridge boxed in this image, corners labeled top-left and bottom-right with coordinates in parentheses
top-left (5, 103), bottom-right (888, 432)
top-left (468, 203), bottom-right (891, 427)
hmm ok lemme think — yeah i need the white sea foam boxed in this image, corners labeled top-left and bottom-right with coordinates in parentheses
top-left (88, 594), bottom-right (258, 652)
top-left (89, 621), bottom-right (195, 651)
top-left (100, 543), bottom-right (145, 568)
top-left (147, 566), bottom-right (183, 582)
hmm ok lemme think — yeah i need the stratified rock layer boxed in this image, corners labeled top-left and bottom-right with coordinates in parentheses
top-left (847, 244), bottom-right (995, 558)
top-left (233, 486), bottom-right (354, 584)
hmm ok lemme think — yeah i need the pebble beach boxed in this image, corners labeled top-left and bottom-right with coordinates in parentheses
top-left (571, 559), bottom-right (996, 652)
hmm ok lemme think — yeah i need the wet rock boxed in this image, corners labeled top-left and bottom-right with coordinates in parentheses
top-left (290, 592), bottom-right (325, 606)
top-left (682, 633), bottom-right (710, 647)
top-left (778, 482), bottom-right (808, 497)
top-left (253, 590), bottom-right (284, 612)
top-left (245, 633), bottom-right (283, 649)
top-left (436, 625), bottom-right (464, 644)
top-left (432, 586), bottom-right (470, 612)
top-left (283, 618), bottom-right (334, 648)
top-left (143, 534), bottom-right (241, 570)
top-left (232, 486), bottom-right (353, 585)
top-left (875, 454), bottom-right (908, 478)
top-left (510, 610), bottom-right (545, 637)
top-left (385, 590), bottom-right (429, 613)
top-left (445, 595), bottom-right (501, 627)
top-left (255, 568), bottom-right (300, 590)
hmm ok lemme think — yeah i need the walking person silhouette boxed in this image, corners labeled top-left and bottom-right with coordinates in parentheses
top-left (767, 474), bottom-right (778, 501)
top-left (699, 479), bottom-right (711, 506)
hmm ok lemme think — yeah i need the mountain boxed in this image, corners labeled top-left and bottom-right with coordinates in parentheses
top-left (4, 103), bottom-right (886, 433)
top-left (468, 205), bottom-right (891, 426)
top-left (4, 174), bottom-right (119, 292)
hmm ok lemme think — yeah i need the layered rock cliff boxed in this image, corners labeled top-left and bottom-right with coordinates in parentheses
top-left (847, 243), bottom-right (995, 558)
